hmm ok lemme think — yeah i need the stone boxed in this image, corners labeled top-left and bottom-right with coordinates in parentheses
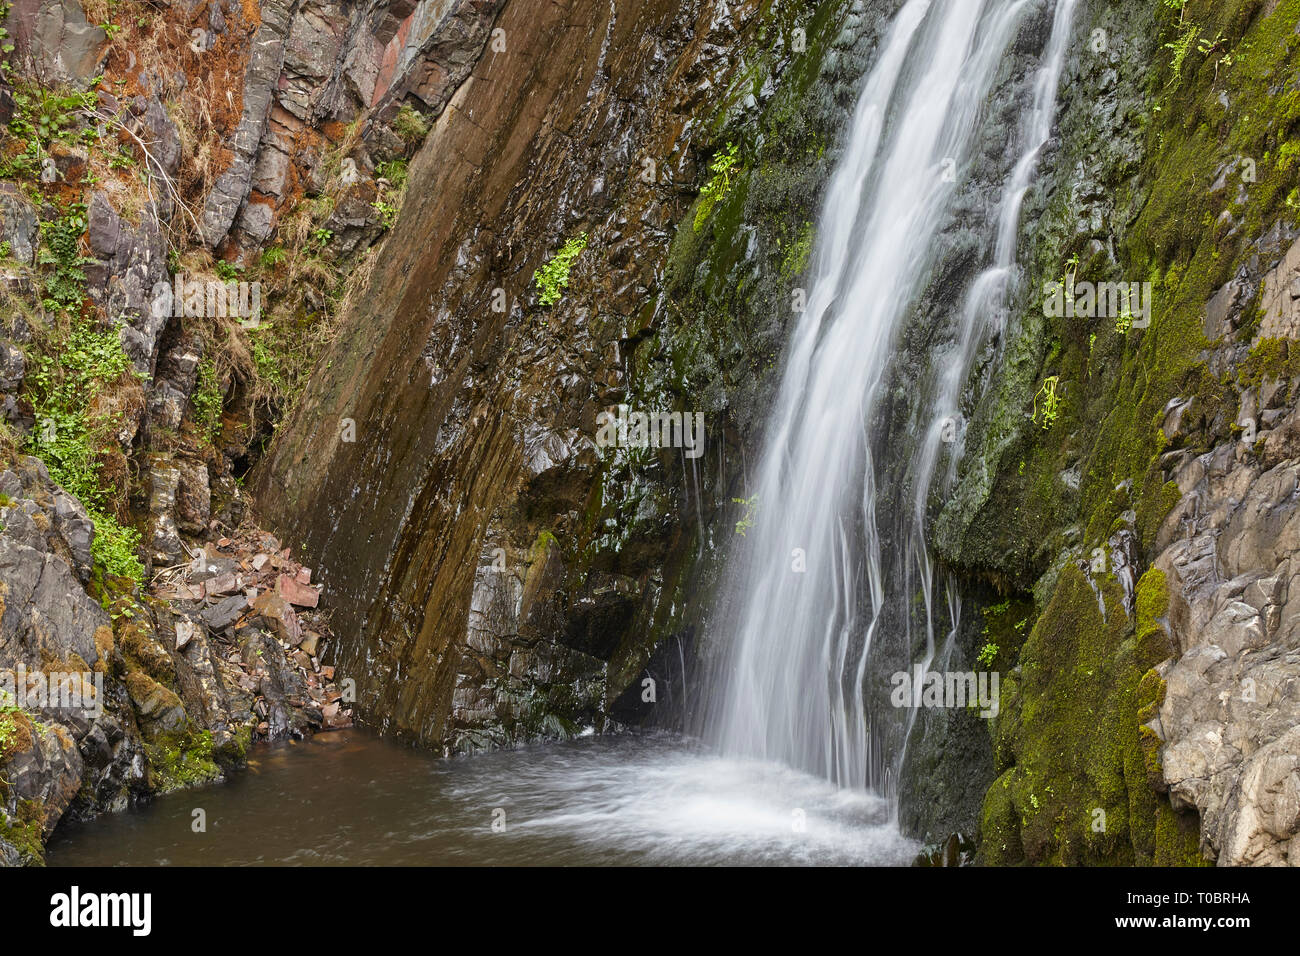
top-left (174, 460), bottom-right (211, 536)
top-left (251, 590), bottom-right (301, 645)
top-left (7, 0), bottom-right (108, 85)
top-left (200, 593), bottom-right (249, 631)
top-left (0, 340), bottom-right (25, 392)
top-left (277, 574), bottom-right (319, 608)
top-left (0, 183), bottom-right (38, 264)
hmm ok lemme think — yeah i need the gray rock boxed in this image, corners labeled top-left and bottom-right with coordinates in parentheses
top-left (201, 593), bottom-right (248, 630)
top-left (200, 0), bottom-right (293, 248)
top-left (0, 184), bottom-right (38, 264)
top-left (0, 340), bottom-right (24, 392)
top-left (6, 0), bottom-right (107, 85)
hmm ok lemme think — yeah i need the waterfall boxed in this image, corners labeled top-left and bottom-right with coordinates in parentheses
top-left (701, 0), bottom-right (1079, 796)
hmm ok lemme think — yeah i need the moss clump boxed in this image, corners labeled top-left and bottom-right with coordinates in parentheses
top-left (1238, 336), bottom-right (1300, 390)
top-left (0, 798), bottom-right (46, 866)
top-left (0, 708), bottom-right (35, 765)
top-left (979, 565), bottom-right (1203, 865)
top-left (143, 728), bottom-right (222, 794)
top-left (1134, 568), bottom-right (1175, 668)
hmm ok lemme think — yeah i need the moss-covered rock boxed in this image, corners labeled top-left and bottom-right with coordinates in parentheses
top-left (979, 564), bottom-right (1207, 865)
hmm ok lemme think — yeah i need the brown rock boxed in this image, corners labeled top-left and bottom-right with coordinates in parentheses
top-left (277, 574), bottom-right (319, 608)
top-left (251, 590), bottom-right (302, 646)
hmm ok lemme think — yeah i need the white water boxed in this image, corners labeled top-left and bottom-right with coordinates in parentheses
top-left (703, 0), bottom-right (1079, 800)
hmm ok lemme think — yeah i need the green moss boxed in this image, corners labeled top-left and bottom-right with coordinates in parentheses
top-left (143, 728), bottom-right (222, 794)
top-left (0, 798), bottom-right (46, 866)
top-left (978, 565), bottom-right (1201, 864)
top-left (1238, 336), bottom-right (1300, 389)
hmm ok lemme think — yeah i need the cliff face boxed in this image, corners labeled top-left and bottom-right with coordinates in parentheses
top-left (252, 0), bottom-right (870, 749)
top-left (0, 0), bottom-right (503, 863)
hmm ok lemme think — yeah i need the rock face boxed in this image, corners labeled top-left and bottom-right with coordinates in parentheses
top-left (1149, 236), bottom-right (1300, 866)
top-left (0, 463), bottom-right (344, 863)
top-left (0, 0), bottom-right (472, 865)
top-left (199, 0), bottom-right (506, 257)
top-left (252, 0), bottom-right (871, 751)
top-left (5, 0), bottom-right (107, 84)
top-left (254, 0), bottom-right (742, 745)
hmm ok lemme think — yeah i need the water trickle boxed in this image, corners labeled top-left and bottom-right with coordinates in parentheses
top-left (701, 0), bottom-right (1079, 802)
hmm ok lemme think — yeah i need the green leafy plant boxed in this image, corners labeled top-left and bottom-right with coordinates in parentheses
top-left (534, 233), bottom-right (588, 307)
top-left (375, 158), bottom-right (408, 191)
top-left (259, 245), bottom-right (287, 270)
top-left (693, 142), bottom-right (740, 233)
top-left (24, 321), bottom-right (144, 582)
top-left (214, 259), bottom-right (243, 282)
top-left (732, 494), bottom-right (759, 536)
top-left (36, 205), bottom-right (91, 314)
top-left (1033, 375), bottom-right (1062, 430)
top-left (1163, 22), bottom-right (1200, 85)
top-left (372, 197), bottom-right (398, 229)
top-left (191, 358), bottom-right (223, 442)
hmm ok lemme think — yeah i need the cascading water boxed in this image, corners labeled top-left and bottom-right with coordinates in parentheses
top-left (702, 0), bottom-right (1079, 799)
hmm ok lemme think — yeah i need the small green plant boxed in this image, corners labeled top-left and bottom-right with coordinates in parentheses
top-left (372, 197), bottom-right (398, 229)
top-left (391, 103), bottom-right (428, 146)
top-left (732, 494), bottom-right (759, 536)
top-left (191, 358), bottom-right (223, 442)
top-left (976, 642), bottom-right (999, 668)
top-left (534, 233), bottom-right (589, 307)
top-left (36, 204), bottom-right (91, 314)
top-left (375, 158), bottom-right (408, 191)
top-left (259, 245), bottom-right (287, 270)
top-left (780, 220), bottom-right (814, 278)
top-left (1033, 375), bottom-right (1062, 429)
top-left (1115, 305), bottom-right (1134, 334)
top-left (1163, 22), bottom-right (1199, 85)
top-left (249, 330), bottom-right (286, 396)
top-left (24, 320), bottom-right (144, 582)
top-left (693, 142), bottom-right (740, 233)
top-left (214, 259), bottom-right (243, 282)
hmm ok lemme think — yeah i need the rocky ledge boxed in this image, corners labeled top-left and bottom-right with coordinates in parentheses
top-left (0, 454), bottom-right (344, 866)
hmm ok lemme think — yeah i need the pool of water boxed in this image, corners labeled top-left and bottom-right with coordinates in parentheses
top-left (45, 730), bottom-right (919, 866)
